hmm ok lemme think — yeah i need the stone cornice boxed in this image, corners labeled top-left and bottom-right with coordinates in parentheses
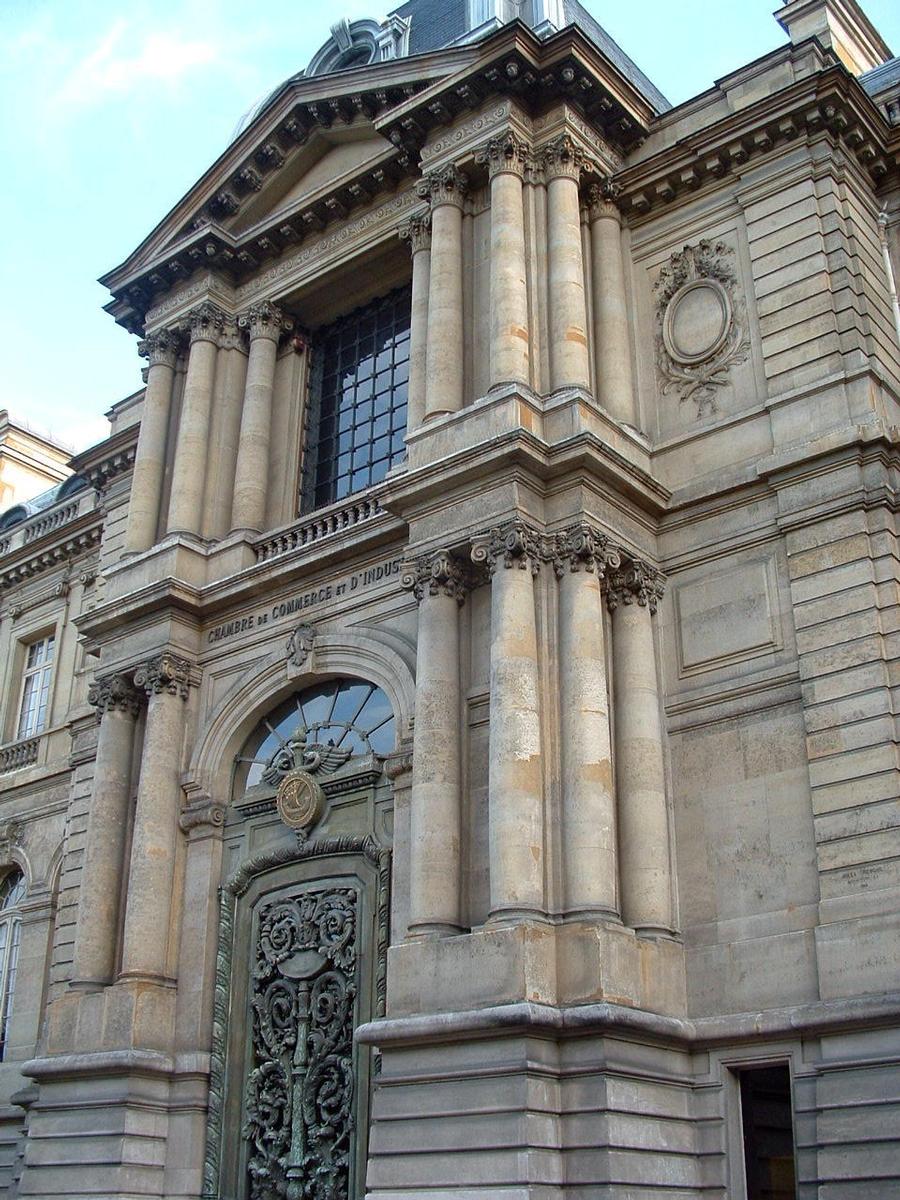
top-left (0, 514), bottom-right (103, 591)
top-left (69, 424), bottom-right (139, 494)
top-left (614, 65), bottom-right (894, 221)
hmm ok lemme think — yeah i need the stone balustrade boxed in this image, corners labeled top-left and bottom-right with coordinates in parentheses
top-left (0, 737), bottom-right (39, 774)
top-left (255, 496), bottom-right (387, 563)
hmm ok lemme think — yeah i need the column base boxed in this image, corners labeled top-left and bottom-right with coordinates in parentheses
top-left (406, 921), bottom-right (465, 940)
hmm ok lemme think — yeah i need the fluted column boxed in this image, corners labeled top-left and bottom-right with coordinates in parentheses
top-left (554, 526), bottom-right (619, 920)
top-left (399, 214), bottom-right (431, 433)
top-left (472, 521), bottom-right (545, 922)
top-left (401, 550), bottom-right (468, 937)
top-left (125, 331), bottom-right (179, 553)
top-left (607, 561), bottom-right (674, 935)
top-left (167, 303), bottom-right (225, 536)
top-left (542, 135), bottom-right (591, 391)
top-left (418, 166), bottom-right (467, 418)
top-left (230, 301), bottom-right (291, 533)
top-left (119, 654), bottom-right (191, 982)
top-left (588, 180), bottom-right (637, 425)
top-left (476, 133), bottom-right (530, 388)
top-left (71, 675), bottom-right (141, 987)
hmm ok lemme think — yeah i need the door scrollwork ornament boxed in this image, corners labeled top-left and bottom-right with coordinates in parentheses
top-left (654, 239), bottom-right (749, 416)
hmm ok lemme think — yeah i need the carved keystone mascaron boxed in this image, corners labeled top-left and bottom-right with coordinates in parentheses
top-left (471, 519), bottom-right (543, 575)
top-left (87, 674), bottom-right (142, 719)
top-left (606, 559), bottom-right (666, 615)
top-left (133, 654), bottom-right (193, 699)
top-left (400, 548), bottom-right (470, 604)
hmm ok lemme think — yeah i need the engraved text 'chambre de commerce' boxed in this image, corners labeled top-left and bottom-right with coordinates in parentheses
top-left (206, 557), bottom-right (402, 645)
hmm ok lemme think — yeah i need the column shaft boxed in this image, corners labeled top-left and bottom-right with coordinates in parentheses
top-left (202, 328), bottom-right (247, 540)
top-left (167, 305), bottom-right (223, 536)
top-left (474, 526), bottom-right (544, 921)
top-left (543, 138), bottom-right (590, 391)
top-left (589, 186), bottom-right (636, 425)
top-left (72, 678), bottom-right (139, 986)
top-left (479, 135), bottom-right (530, 388)
top-left (404, 552), bottom-right (465, 936)
top-left (421, 167), bottom-right (466, 418)
top-left (558, 547), bottom-right (618, 918)
top-left (401, 216), bottom-right (431, 433)
top-left (232, 302), bottom-right (288, 532)
top-left (609, 567), bottom-right (673, 934)
top-left (119, 656), bottom-right (190, 981)
top-left (125, 334), bottom-right (178, 553)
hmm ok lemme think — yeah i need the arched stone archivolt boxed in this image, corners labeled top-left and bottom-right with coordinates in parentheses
top-left (189, 627), bottom-right (416, 802)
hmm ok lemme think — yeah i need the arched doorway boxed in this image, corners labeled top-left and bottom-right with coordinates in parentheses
top-left (204, 677), bottom-right (395, 1200)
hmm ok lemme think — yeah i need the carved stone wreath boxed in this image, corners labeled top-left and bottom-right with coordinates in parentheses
top-left (654, 239), bottom-right (749, 416)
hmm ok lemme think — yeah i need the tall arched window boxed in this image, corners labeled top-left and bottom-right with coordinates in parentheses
top-left (0, 869), bottom-right (25, 1061)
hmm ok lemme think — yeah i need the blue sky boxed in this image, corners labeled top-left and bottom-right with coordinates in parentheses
top-left (3, 0), bottom-right (898, 453)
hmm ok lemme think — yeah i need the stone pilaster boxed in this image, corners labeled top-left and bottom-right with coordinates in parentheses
top-left (606, 560), bottom-right (674, 935)
top-left (553, 525), bottom-right (620, 920)
top-left (588, 180), bottom-right (637, 426)
top-left (541, 135), bottom-right (591, 391)
top-left (471, 520), bottom-right (545, 922)
top-left (476, 133), bottom-right (531, 388)
top-left (167, 303), bottom-right (225, 536)
top-left (119, 654), bottom-right (192, 982)
top-left (401, 550), bottom-right (469, 937)
top-left (418, 166), bottom-right (467, 418)
top-left (71, 674), bottom-right (142, 987)
top-left (125, 331), bottom-right (179, 553)
top-left (230, 300), bottom-right (292, 533)
top-left (399, 214), bottom-right (431, 433)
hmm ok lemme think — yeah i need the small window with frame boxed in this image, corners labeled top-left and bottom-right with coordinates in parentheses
top-left (736, 1062), bottom-right (798, 1200)
top-left (16, 633), bottom-right (55, 740)
top-left (0, 868), bottom-right (26, 1061)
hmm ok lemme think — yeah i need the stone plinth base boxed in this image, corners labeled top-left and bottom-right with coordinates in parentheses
top-left (44, 979), bottom-right (176, 1056)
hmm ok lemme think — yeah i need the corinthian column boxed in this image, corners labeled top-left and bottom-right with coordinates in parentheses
top-left (554, 526), bottom-right (619, 920)
top-left (472, 521), bottom-right (545, 922)
top-left (401, 550), bottom-right (468, 937)
top-left (588, 181), bottom-right (637, 426)
top-left (167, 303), bottom-right (225, 536)
top-left (125, 331), bottom-right (179, 553)
top-left (418, 166), bottom-right (467, 418)
top-left (607, 561), bottom-right (674, 935)
top-left (399, 214), bottom-right (431, 433)
top-left (119, 654), bottom-right (191, 982)
top-left (476, 133), bottom-right (530, 388)
top-left (541, 136), bottom-right (591, 391)
top-left (230, 301), bottom-right (292, 533)
top-left (71, 675), bottom-right (141, 987)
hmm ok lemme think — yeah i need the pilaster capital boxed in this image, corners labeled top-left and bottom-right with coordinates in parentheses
top-left (237, 299), bottom-right (293, 343)
top-left (416, 164), bottom-right (467, 210)
top-left (587, 177), bottom-right (623, 222)
top-left (138, 329), bottom-right (180, 369)
top-left (540, 134), bottom-right (588, 182)
top-left (133, 653), bottom-right (193, 700)
top-left (551, 524), bottom-right (621, 578)
top-left (471, 519), bottom-right (543, 575)
top-left (399, 212), bottom-right (432, 255)
top-left (179, 794), bottom-right (226, 834)
top-left (475, 132), bottom-right (531, 180)
top-left (606, 558), bottom-right (666, 615)
top-left (187, 302), bottom-right (227, 345)
top-left (401, 548), bottom-right (470, 605)
top-left (87, 673), bottom-right (142, 719)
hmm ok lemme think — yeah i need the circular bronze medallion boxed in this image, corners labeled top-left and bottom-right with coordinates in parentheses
top-left (275, 769), bottom-right (325, 832)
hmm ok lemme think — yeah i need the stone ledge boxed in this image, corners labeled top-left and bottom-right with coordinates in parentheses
top-left (21, 1049), bottom-right (174, 1081)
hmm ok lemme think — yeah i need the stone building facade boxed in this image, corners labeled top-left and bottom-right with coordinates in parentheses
top-left (1, 0), bottom-right (900, 1196)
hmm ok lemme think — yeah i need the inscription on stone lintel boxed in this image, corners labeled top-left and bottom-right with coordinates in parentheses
top-left (207, 556), bottom-right (402, 646)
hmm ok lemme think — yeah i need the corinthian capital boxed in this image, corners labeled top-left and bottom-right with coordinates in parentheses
top-left (88, 673), bottom-right (142, 718)
top-left (188, 302), bottom-right (227, 345)
top-left (401, 548), bottom-right (469, 605)
top-left (134, 653), bottom-right (193, 699)
top-left (551, 524), bottom-right (621, 578)
top-left (587, 177), bottom-right (623, 221)
top-left (475, 132), bottom-right (531, 179)
top-left (471, 519), bottom-right (543, 575)
top-left (399, 212), bottom-right (431, 255)
top-left (138, 330), bottom-right (179, 369)
top-left (540, 134), bottom-right (588, 182)
top-left (606, 559), bottom-right (666, 614)
top-left (416, 165), bottom-right (467, 209)
top-left (238, 299), bottom-right (293, 342)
